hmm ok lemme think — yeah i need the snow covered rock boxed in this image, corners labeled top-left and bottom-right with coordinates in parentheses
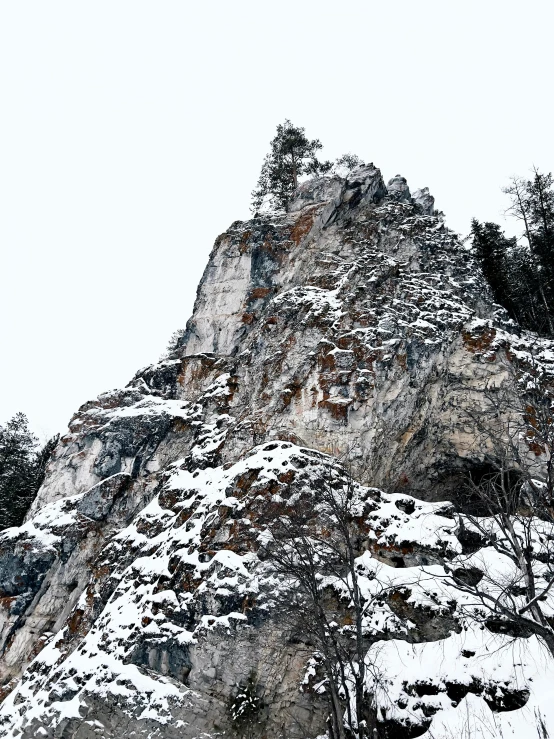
top-left (0, 163), bottom-right (553, 738)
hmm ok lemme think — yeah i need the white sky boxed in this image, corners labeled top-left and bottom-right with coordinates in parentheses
top-left (1, 1), bottom-right (553, 440)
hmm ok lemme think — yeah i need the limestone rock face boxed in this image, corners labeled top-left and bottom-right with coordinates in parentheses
top-left (0, 164), bottom-right (553, 738)
top-left (386, 174), bottom-right (411, 202)
top-left (412, 187), bottom-right (435, 215)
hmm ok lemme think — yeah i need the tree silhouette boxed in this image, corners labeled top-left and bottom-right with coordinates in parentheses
top-left (251, 120), bottom-right (331, 212)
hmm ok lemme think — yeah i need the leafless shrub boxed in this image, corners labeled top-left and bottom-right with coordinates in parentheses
top-left (263, 457), bottom-right (385, 739)
top-left (447, 347), bottom-right (554, 657)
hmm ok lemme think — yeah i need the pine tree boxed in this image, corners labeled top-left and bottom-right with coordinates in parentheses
top-left (0, 414), bottom-right (58, 529)
top-left (229, 670), bottom-right (263, 739)
top-left (471, 219), bottom-right (544, 331)
top-left (526, 169), bottom-right (554, 299)
top-left (34, 433), bottom-right (60, 493)
top-left (471, 220), bottom-right (514, 308)
top-left (503, 170), bottom-right (554, 334)
top-left (505, 243), bottom-right (543, 330)
top-left (333, 153), bottom-right (363, 172)
top-left (251, 120), bottom-right (331, 213)
top-left (161, 328), bottom-right (185, 360)
top-left (0, 414), bottom-right (38, 528)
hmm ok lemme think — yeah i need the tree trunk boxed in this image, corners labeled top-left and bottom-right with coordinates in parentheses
top-left (542, 629), bottom-right (554, 660)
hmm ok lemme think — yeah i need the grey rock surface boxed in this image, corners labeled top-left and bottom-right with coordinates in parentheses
top-left (412, 186), bottom-right (435, 215)
top-left (386, 174), bottom-right (411, 202)
top-left (0, 163), bottom-right (552, 738)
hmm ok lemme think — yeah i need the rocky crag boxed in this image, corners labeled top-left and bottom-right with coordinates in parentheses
top-left (0, 164), bottom-right (553, 738)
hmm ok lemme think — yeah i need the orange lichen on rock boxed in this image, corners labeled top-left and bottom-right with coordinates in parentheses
top-left (290, 208), bottom-right (316, 245)
top-left (462, 326), bottom-right (496, 354)
top-left (318, 398), bottom-right (351, 423)
top-left (238, 230), bottom-right (252, 254)
top-left (0, 678), bottom-right (18, 705)
top-left (67, 608), bottom-right (85, 635)
top-left (248, 287), bottom-right (272, 301)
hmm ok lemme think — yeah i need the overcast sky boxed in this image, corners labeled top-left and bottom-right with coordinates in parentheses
top-left (1, 0), bottom-right (553, 440)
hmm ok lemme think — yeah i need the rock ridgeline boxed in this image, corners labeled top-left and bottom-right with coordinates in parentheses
top-left (0, 164), bottom-right (553, 738)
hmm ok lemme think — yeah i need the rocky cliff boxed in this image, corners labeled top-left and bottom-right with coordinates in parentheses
top-left (0, 164), bottom-right (553, 738)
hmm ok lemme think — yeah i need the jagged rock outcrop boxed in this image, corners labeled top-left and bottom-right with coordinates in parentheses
top-left (0, 163), bottom-right (553, 738)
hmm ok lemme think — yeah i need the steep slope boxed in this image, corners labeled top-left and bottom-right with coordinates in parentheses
top-left (0, 164), bottom-right (553, 738)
